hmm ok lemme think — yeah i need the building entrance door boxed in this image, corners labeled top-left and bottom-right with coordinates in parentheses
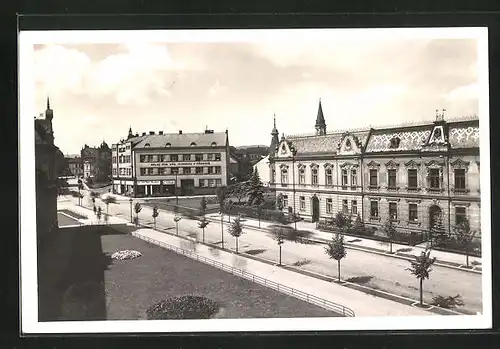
top-left (311, 196), bottom-right (320, 222)
top-left (181, 179), bottom-right (195, 195)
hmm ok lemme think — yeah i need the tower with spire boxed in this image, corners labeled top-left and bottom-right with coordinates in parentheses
top-left (269, 113), bottom-right (280, 158)
top-left (45, 97), bottom-right (53, 121)
top-left (315, 99), bottom-right (326, 136)
top-left (128, 126), bottom-right (133, 139)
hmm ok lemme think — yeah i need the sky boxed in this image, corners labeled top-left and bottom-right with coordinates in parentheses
top-left (31, 31), bottom-right (480, 155)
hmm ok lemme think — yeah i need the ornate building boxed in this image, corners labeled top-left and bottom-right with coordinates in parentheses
top-left (270, 101), bottom-right (481, 236)
top-left (34, 98), bottom-right (59, 249)
top-left (81, 141), bottom-right (112, 181)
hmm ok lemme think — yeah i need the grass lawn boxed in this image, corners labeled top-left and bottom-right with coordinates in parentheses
top-left (38, 224), bottom-right (338, 321)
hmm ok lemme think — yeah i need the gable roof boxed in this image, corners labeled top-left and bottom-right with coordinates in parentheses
top-left (133, 132), bottom-right (226, 149)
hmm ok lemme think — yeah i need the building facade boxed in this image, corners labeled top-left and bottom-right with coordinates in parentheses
top-left (66, 155), bottom-right (83, 177)
top-left (112, 128), bottom-right (231, 197)
top-left (81, 142), bottom-right (112, 181)
top-left (270, 101), bottom-right (481, 236)
top-left (34, 98), bottom-right (59, 249)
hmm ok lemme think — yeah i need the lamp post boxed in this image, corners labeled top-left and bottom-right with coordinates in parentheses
top-left (291, 145), bottom-right (297, 231)
top-left (173, 170), bottom-right (179, 206)
top-left (129, 197), bottom-right (133, 223)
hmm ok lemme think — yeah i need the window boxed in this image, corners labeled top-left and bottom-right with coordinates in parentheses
top-left (281, 168), bottom-right (288, 184)
top-left (215, 153), bottom-right (221, 161)
top-left (326, 198), bottom-right (333, 214)
top-left (325, 168), bottom-right (333, 186)
top-left (158, 167), bottom-right (167, 175)
top-left (311, 167), bottom-right (318, 185)
top-left (408, 169), bottom-right (418, 189)
top-left (352, 200), bottom-right (357, 215)
top-left (196, 167), bottom-right (203, 174)
top-left (165, 143), bottom-right (171, 147)
top-left (211, 142), bottom-right (217, 147)
top-left (455, 207), bottom-right (467, 226)
top-left (171, 154), bottom-right (178, 162)
top-left (389, 202), bottom-right (398, 220)
top-left (199, 179), bottom-right (206, 187)
top-left (299, 168), bottom-right (305, 184)
top-left (215, 179), bottom-right (222, 187)
top-left (409, 204), bottom-right (418, 222)
top-left (342, 200), bottom-right (348, 215)
top-left (112, 156), bottom-right (116, 164)
top-left (183, 154), bottom-right (191, 161)
top-left (190, 142), bottom-right (196, 147)
top-left (156, 155), bottom-right (163, 162)
top-left (140, 168), bottom-right (146, 176)
top-left (388, 169), bottom-right (397, 189)
top-left (454, 169), bottom-right (466, 191)
top-left (369, 169), bottom-right (378, 187)
top-left (282, 195), bottom-right (288, 209)
top-left (370, 201), bottom-right (379, 218)
top-left (215, 166), bottom-right (222, 174)
top-left (171, 167), bottom-right (179, 175)
top-left (112, 168), bottom-right (116, 176)
top-left (144, 143), bottom-right (151, 147)
top-left (208, 179), bottom-right (215, 187)
top-left (341, 169), bottom-right (348, 188)
top-left (207, 153), bottom-right (214, 161)
top-left (299, 196), bottom-right (305, 211)
top-left (195, 154), bottom-right (203, 161)
top-left (207, 167), bottom-right (214, 174)
top-left (428, 168), bottom-right (440, 189)
top-left (351, 169), bottom-right (357, 188)
top-left (183, 167), bottom-right (191, 174)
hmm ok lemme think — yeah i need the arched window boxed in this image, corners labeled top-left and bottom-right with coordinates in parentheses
top-left (211, 142), bottom-right (217, 147)
top-left (144, 143), bottom-right (150, 147)
top-left (190, 142), bottom-right (196, 147)
top-left (165, 143), bottom-right (171, 147)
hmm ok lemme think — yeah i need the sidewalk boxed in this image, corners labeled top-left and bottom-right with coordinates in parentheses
top-left (205, 213), bottom-right (482, 273)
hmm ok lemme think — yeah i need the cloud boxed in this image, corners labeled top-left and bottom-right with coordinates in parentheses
top-left (445, 83), bottom-right (478, 101)
top-left (208, 79), bottom-right (227, 96)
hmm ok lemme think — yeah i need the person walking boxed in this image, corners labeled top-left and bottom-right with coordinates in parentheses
top-left (93, 205), bottom-right (97, 215)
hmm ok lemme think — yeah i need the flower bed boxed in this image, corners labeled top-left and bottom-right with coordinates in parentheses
top-left (146, 295), bottom-right (219, 320)
top-left (111, 250), bottom-right (142, 260)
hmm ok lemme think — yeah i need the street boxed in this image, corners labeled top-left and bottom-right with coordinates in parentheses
top-left (65, 192), bottom-right (483, 314)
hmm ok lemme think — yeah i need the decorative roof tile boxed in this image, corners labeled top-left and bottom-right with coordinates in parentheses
top-left (287, 131), bottom-right (370, 155)
top-left (365, 127), bottom-right (431, 153)
top-left (448, 124), bottom-right (480, 149)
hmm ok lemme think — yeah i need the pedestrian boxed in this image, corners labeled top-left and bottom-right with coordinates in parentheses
top-left (93, 205), bottom-right (97, 215)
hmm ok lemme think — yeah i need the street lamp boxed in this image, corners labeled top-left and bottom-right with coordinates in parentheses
top-left (129, 197), bottom-right (133, 223)
top-left (78, 183), bottom-right (83, 206)
top-left (172, 169), bottom-right (179, 206)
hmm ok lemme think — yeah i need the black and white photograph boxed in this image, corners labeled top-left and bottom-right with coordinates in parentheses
top-left (19, 27), bottom-right (491, 333)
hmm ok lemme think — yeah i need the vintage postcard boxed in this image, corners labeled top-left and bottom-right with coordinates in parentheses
top-left (19, 27), bottom-right (491, 333)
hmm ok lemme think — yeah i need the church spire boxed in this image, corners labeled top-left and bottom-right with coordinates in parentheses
top-left (269, 113), bottom-right (280, 158)
top-left (315, 98), bottom-right (326, 135)
top-left (46, 96), bottom-right (50, 110)
top-left (128, 126), bottom-right (133, 139)
top-left (45, 96), bottom-right (53, 121)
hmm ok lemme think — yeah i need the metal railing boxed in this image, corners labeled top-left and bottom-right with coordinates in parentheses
top-left (132, 232), bottom-right (355, 318)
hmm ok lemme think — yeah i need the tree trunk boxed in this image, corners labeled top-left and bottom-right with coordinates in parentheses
top-left (236, 237), bottom-right (239, 253)
top-left (203, 228), bottom-right (205, 243)
top-left (390, 240), bottom-right (393, 254)
top-left (176, 221), bottom-right (178, 235)
top-left (279, 245), bottom-right (282, 265)
top-left (337, 260), bottom-right (341, 282)
top-left (466, 250), bottom-right (469, 267)
top-left (154, 218), bottom-right (156, 229)
top-left (419, 278), bottom-right (423, 305)
top-left (221, 216), bottom-right (224, 247)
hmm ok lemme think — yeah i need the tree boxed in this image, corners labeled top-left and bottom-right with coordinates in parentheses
top-left (325, 233), bottom-right (347, 282)
top-left (199, 196), bottom-right (207, 216)
top-left (134, 202), bottom-right (142, 226)
top-left (152, 206), bottom-right (159, 229)
top-left (430, 213), bottom-right (448, 247)
top-left (198, 217), bottom-right (210, 243)
top-left (224, 200), bottom-right (234, 223)
top-left (247, 168), bottom-right (264, 206)
top-left (382, 219), bottom-right (397, 253)
top-left (228, 216), bottom-right (245, 253)
top-left (228, 181), bottom-right (249, 204)
top-left (89, 191), bottom-right (100, 200)
top-left (276, 193), bottom-right (284, 211)
top-left (334, 211), bottom-right (347, 232)
top-left (405, 248), bottom-right (437, 306)
top-left (454, 218), bottom-right (477, 267)
top-left (353, 213), bottom-right (365, 233)
top-left (272, 213), bottom-right (289, 265)
top-left (103, 195), bottom-right (117, 216)
top-left (173, 214), bottom-right (182, 235)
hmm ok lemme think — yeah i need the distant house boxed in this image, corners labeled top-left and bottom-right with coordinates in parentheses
top-left (66, 154), bottom-right (83, 177)
top-left (253, 155), bottom-right (271, 187)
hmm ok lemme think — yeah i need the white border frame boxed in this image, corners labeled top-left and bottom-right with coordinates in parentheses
top-left (19, 27), bottom-right (492, 334)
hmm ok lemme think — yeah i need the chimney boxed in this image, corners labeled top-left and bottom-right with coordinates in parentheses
top-left (142, 132), bottom-right (146, 136)
top-left (159, 131), bottom-right (164, 135)
top-left (149, 131), bottom-right (155, 135)
top-left (204, 129), bottom-right (214, 134)
top-left (179, 130), bottom-right (183, 134)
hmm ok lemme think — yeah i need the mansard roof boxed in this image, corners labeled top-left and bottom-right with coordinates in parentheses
top-left (365, 125), bottom-right (431, 153)
top-left (286, 130), bottom-right (370, 155)
top-left (133, 132), bottom-right (226, 149)
top-left (448, 121), bottom-right (480, 149)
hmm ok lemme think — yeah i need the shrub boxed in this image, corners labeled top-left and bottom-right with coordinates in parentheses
top-left (146, 295), bottom-right (219, 320)
top-left (292, 259), bottom-right (311, 267)
top-left (431, 294), bottom-right (464, 309)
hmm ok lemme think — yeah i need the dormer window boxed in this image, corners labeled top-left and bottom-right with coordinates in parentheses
top-left (345, 138), bottom-right (352, 150)
top-left (144, 143), bottom-right (151, 147)
top-left (165, 143), bottom-right (171, 147)
top-left (211, 142), bottom-right (217, 147)
top-left (389, 137), bottom-right (401, 149)
top-left (190, 142), bottom-right (196, 147)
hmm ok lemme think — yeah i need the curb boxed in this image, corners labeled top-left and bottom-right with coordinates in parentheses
top-left (203, 216), bottom-right (481, 275)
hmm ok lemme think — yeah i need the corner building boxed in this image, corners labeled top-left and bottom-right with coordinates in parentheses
top-left (112, 128), bottom-right (231, 197)
top-left (270, 101), bottom-right (480, 236)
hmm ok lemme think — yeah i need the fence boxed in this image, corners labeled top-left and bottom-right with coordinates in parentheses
top-left (132, 232), bottom-right (355, 318)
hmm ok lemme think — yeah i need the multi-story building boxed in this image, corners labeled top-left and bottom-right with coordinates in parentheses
top-left (65, 154), bottom-right (83, 177)
top-left (270, 100), bottom-right (481, 235)
top-left (34, 98), bottom-right (59, 248)
top-left (112, 127), bottom-right (231, 197)
top-left (81, 142), bottom-right (112, 181)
